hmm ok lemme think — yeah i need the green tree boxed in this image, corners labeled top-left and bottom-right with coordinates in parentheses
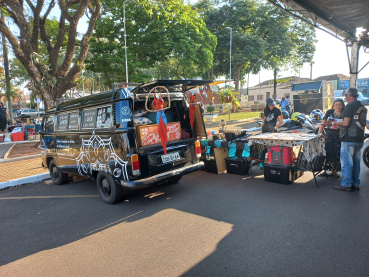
top-left (0, 0), bottom-right (101, 109)
top-left (197, 0), bottom-right (265, 93)
top-left (255, 3), bottom-right (316, 99)
top-left (85, 0), bottom-right (216, 84)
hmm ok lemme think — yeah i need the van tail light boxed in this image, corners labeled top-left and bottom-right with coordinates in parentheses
top-left (195, 140), bottom-right (201, 158)
top-left (131, 154), bottom-right (140, 176)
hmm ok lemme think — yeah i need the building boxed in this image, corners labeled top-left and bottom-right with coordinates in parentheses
top-left (313, 74), bottom-right (349, 89)
top-left (247, 74), bottom-right (352, 105)
top-left (247, 76), bottom-right (310, 104)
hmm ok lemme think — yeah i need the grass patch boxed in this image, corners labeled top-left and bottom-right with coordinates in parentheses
top-left (210, 111), bottom-right (260, 122)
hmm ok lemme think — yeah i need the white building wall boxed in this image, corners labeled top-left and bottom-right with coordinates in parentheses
top-left (247, 85), bottom-right (295, 104)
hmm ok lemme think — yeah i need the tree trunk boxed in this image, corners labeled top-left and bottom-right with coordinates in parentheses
top-left (2, 11), bottom-right (12, 122)
top-left (234, 64), bottom-right (243, 93)
top-left (273, 68), bottom-right (277, 100)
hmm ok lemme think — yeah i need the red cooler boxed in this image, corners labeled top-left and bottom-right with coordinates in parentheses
top-left (267, 145), bottom-right (294, 165)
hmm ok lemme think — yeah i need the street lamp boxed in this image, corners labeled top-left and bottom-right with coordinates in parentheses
top-left (82, 70), bottom-right (85, 97)
top-left (96, 73), bottom-right (102, 92)
top-left (225, 27), bottom-right (232, 80)
top-left (225, 27), bottom-right (232, 120)
top-left (123, 1), bottom-right (129, 85)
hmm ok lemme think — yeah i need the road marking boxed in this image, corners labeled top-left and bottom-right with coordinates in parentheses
top-left (0, 195), bottom-right (100, 200)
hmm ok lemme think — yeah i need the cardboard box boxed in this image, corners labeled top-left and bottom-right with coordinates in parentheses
top-left (28, 135), bottom-right (35, 141)
top-left (136, 122), bottom-right (181, 147)
top-left (35, 134), bottom-right (40, 140)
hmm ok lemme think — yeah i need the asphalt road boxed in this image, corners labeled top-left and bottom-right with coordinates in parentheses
top-left (1, 142), bottom-right (369, 276)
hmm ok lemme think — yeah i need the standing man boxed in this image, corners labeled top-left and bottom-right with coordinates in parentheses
top-left (280, 97), bottom-right (289, 111)
top-left (328, 88), bottom-right (367, 192)
top-left (0, 102), bottom-right (10, 132)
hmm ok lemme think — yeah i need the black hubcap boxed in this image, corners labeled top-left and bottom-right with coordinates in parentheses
top-left (101, 178), bottom-right (111, 197)
top-left (52, 166), bottom-right (59, 181)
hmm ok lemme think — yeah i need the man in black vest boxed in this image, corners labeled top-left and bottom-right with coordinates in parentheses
top-left (328, 88), bottom-right (367, 192)
top-left (0, 102), bottom-right (10, 132)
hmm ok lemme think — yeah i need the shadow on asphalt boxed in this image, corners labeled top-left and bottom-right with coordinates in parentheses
top-left (1, 142), bottom-right (369, 275)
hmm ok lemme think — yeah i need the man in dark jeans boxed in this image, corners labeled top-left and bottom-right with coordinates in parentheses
top-left (328, 88), bottom-right (368, 192)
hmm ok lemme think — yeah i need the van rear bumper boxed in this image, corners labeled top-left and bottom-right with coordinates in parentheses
top-left (120, 162), bottom-right (204, 189)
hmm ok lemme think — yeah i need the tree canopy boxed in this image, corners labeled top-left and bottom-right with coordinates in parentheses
top-left (0, 0), bottom-right (101, 108)
top-left (85, 0), bottom-right (216, 85)
top-left (195, 0), bottom-right (316, 96)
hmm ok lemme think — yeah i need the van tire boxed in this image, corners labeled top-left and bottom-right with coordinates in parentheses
top-left (96, 172), bottom-right (123, 204)
top-left (49, 159), bottom-right (68, 185)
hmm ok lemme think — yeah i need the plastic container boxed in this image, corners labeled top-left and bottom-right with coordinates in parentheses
top-left (267, 146), bottom-right (293, 165)
top-left (225, 158), bottom-right (251, 175)
top-left (264, 164), bottom-right (294, 185)
top-left (0, 134), bottom-right (4, 142)
top-left (204, 158), bottom-right (218, 174)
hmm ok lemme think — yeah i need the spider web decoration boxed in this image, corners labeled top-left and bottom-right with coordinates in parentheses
top-left (76, 131), bottom-right (128, 180)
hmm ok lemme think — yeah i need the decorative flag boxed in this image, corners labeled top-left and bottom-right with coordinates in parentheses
top-left (153, 94), bottom-right (168, 154)
top-left (189, 93), bottom-right (196, 130)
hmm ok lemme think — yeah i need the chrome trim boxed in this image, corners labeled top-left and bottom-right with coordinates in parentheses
top-left (120, 162), bottom-right (204, 189)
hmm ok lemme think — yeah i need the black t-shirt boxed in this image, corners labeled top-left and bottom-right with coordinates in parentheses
top-left (264, 107), bottom-right (281, 125)
top-left (0, 107), bottom-right (7, 120)
top-left (341, 101), bottom-right (367, 142)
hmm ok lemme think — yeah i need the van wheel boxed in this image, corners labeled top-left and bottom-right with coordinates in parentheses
top-left (49, 159), bottom-right (68, 185)
top-left (96, 172), bottom-right (123, 204)
top-left (167, 176), bottom-right (182, 185)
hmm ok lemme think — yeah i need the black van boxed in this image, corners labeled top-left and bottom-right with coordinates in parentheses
top-left (40, 80), bottom-right (210, 204)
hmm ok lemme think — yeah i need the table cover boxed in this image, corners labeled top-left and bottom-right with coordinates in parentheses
top-left (248, 133), bottom-right (325, 162)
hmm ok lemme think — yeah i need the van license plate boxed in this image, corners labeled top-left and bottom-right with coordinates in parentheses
top-left (161, 152), bottom-right (180, 164)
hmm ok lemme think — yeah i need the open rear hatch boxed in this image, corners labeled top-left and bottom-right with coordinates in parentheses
top-left (132, 80), bottom-right (230, 176)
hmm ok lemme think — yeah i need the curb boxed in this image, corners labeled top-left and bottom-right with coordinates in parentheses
top-left (0, 140), bottom-right (38, 145)
top-left (3, 144), bottom-right (16, 159)
top-left (0, 173), bottom-right (50, 190)
top-left (0, 154), bottom-right (42, 164)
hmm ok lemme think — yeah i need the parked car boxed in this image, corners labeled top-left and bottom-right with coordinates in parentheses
top-left (335, 92), bottom-right (369, 106)
top-left (40, 80), bottom-right (215, 204)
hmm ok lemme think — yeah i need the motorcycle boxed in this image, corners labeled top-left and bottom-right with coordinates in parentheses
top-left (257, 113), bottom-right (315, 134)
top-left (277, 114), bottom-right (315, 133)
top-left (362, 120), bottom-right (369, 168)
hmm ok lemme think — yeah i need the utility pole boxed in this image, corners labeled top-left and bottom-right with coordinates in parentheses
top-left (82, 70), bottom-right (85, 97)
top-left (2, 11), bottom-right (12, 122)
top-left (92, 72), bottom-right (94, 94)
top-left (310, 62), bottom-right (313, 81)
top-left (123, 1), bottom-right (129, 85)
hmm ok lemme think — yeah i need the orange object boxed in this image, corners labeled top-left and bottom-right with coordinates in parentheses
top-left (136, 122), bottom-right (181, 147)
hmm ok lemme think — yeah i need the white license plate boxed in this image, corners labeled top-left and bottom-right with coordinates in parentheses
top-left (161, 152), bottom-right (180, 164)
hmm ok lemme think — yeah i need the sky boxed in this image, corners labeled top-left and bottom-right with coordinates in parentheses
top-left (246, 28), bottom-right (369, 87)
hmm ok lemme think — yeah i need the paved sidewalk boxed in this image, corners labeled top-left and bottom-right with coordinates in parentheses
top-left (0, 157), bottom-right (47, 183)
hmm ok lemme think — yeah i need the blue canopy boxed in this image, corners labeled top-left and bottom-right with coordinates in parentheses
top-left (291, 81), bottom-right (322, 91)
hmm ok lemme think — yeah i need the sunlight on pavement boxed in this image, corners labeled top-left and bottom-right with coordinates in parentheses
top-left (0, 209), bottom-right (233, 277)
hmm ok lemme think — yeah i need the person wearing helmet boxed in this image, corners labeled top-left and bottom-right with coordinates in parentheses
top-left (262, 98), bottom-right (283, 133)
top-left (317, 98), bottom-right (345, 178)
top-left (0, 102), bottom-right (10, 133)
